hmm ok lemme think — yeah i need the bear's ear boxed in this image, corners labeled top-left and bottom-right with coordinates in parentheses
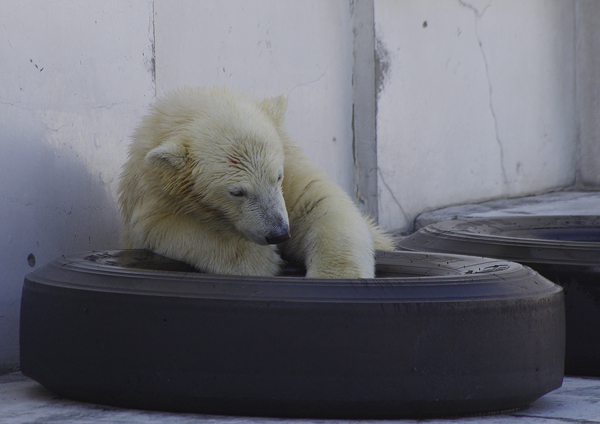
top-left (145, 140), bottom-right (188, 170)
top-left (259, 95), bottom-right (288, 127)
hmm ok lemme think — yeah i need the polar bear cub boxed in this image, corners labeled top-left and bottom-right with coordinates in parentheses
top-left (118, 87), bottom-right (393, 278)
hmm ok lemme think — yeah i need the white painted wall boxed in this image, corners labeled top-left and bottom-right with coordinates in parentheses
top-left (0, 1), bottom-right (155, 373)
top-left (576, 0), bottom-right (600, 186)
top-left (375, 0), bottom-right (578, 232)
top-left (154, 0), bottom-right (356, 195)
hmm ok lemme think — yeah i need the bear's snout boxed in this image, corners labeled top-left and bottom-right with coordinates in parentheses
top-left (265, 226), bottom-right (291, 245)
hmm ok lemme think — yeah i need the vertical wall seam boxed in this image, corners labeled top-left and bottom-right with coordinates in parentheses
top-left (151, 0), bottom-right (157, 98)
top-left (352, 0), bottom-right (378, 222)
top-left (573, 0), bottom-right (582, 187)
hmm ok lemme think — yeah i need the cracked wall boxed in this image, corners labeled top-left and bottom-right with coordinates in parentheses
top-left (0, 0), bottom-right (155, 373)
top-left (374, 0), bottom-right (578, 233)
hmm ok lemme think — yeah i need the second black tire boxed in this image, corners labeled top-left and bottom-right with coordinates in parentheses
top-left (398, 215), bottom-right (600, 376)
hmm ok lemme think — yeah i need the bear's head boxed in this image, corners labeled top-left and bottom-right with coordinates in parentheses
top-left (143, 88), bottom-right (291, 246)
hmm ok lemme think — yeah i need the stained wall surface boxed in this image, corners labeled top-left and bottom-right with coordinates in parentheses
top-left (577, 0), bottom-right (600, 186)
top-left (375, 0), bottom-right (578, 231)
top-left (0, 1), bottom-right (155, 373)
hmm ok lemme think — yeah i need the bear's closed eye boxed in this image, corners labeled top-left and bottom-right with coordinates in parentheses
top-left (229, 188), bottom-right (246, 197)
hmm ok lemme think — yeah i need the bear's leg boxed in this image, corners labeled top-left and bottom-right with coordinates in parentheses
top-left (303, 213), bottom-right (375, 278)
top-left (281, 197), bottom-right (376, 279)
top-left (280, 142), bottom-right (391, 278)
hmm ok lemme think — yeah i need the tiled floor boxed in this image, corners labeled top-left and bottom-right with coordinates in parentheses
top-left (1, 372), bottom-right (600, 424)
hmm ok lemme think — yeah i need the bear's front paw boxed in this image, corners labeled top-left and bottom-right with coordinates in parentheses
top-left (305, 255), bottom-right (375, 279)
top-left (224, 244), bottom-right (283, 276)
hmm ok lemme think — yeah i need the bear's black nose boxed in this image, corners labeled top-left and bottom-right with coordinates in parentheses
top-left (266, 230), bottom-right (291, 245)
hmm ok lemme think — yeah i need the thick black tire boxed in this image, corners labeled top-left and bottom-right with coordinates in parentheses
top-left (20, 249), bottom-right (564, 419)
top-left (398, 215), bottom-right (600, 377)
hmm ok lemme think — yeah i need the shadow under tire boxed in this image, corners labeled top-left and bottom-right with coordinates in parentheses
top-left (398, 215), bottom-right (600, 377)
top-left (21, 249), bottom-right (564, 419)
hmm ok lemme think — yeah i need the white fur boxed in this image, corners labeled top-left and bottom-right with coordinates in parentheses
top-left (118, 87), bottom-right (393, 278)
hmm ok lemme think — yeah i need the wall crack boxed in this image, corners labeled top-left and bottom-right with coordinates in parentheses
top-left (0, 100), bottom-right (29, 110)
top-left (287, 55), bottom-right (338, 96)
top-left (47, 123), bottom-right (71, 132)
top-left (458, 0), bottom-right (491, 18)
top-left (93, 102), bottom-right (128, 111)
top-left (459, 0), bottom-right (509, 189)
top-left (2, 23), bottom-right (13, 48)
top-left (377, 168), bottom-right (410, 230)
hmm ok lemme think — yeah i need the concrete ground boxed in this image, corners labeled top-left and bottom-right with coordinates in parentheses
top-left (414, 190), bottom-right (600, 229)
top-left (1, 372), bottom-right (600, 424)
top-left (3, 190), bottom-right (599, 424)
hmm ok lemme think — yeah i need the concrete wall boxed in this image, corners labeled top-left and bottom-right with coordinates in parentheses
top-left (375, 0), bottom-right (579, 232)
top-left (576, 0), bottom-right (600, 186)
top-left (0, 1), bottom-right (155, 373)
top-left (0, 0), bottom-right (599, 373)
top-left (154, 0), bottom-right (356, 196)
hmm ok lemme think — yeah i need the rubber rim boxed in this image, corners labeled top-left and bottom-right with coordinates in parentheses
top-left (20, 249), bottom-right (564, 419)
top-left (398, 215), bottom-right (600, 376)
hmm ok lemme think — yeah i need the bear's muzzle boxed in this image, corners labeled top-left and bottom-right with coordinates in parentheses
top-left (265, 227), bottom-right (291, 245)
